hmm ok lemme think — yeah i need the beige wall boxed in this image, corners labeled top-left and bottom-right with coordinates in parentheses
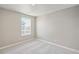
top-left (37, 5), bottom-right (79, 50)
top-left (0, 8), bottom-right (36, 47)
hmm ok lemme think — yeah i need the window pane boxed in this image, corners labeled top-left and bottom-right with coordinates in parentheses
top-left (21, 15), bottom-right (31, 36)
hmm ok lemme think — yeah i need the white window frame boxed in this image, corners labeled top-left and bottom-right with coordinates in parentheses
top-left (21, 15), bottom-right (32, 36)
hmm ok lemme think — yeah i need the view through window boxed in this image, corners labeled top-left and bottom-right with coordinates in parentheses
top-left (21, 15), bottom-right (31, 36)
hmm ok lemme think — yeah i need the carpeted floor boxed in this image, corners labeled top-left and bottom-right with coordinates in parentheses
top-left (0, 39), bottom-right (78, 54)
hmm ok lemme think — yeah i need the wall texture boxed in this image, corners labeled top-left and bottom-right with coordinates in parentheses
top-left (0, 8), bottom-right (36, 47)
top-left (37, 5), bottom-right (79, 50)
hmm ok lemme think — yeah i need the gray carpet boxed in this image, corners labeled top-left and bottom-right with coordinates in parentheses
top-left (0, 39), bottom-right (77, 54)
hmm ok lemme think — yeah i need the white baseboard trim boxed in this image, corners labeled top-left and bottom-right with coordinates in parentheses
top-left (0, 38), bottom-right (34, 50)
top-left (38, 38), bottom-right (79, 53)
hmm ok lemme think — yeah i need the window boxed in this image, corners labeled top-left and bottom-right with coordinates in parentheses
top-left (21, 15), bottom-right (31, 36)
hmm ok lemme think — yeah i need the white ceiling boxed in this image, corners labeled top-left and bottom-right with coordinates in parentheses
top-left (0, 4), bottom-right (77, 16)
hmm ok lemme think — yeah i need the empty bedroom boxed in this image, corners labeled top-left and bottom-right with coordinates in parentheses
top-left (0, 4), bottom-right (79, 54)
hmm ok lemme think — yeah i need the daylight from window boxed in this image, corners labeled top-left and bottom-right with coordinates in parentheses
top-left (21, 15), bottom-right (31, 36)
